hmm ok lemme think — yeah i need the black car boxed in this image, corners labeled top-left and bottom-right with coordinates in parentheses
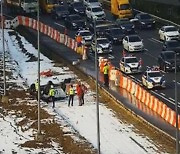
top-left (162, 40), bottom-right (180, 53)
top-left (64, 14), bottom-right (86, 30)
top-left (105, 28), bottom-right (125, 44)
top-left (115, 18), bottom-right (135, 34)
top-left (89, 20), bottom-right (117, 36)
top-left (51, 5), bottom-right (69, 20)
top-left (158, 51), bottom-right (180, 72)
top-left (68, 2), bottom-right (86, 15)
top-left (133, 13), bottom-right (155, 29)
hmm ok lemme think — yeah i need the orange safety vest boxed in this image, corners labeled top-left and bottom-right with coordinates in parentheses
top-left (76, 35), bottom-right (82, 43)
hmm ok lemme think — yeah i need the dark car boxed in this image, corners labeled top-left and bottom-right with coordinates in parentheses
top-left (115, 18), bottom-right (135, 34)
top-left (89, 20), bottom-right (117, 36)
top-left (64, 14), bottom-right (86, 30)
top-left (68, 2), bottom-right (86, 15)
top-left (158, 51), bottom-right (180, 72)
top-left (133, 13), bottom-right (155, 29)
top-left (51, 5), bottom-right (69, 20)
top-left (105, 28), bottom-right (125, 44)
top-left (162, 40), bottom-right (180, 53)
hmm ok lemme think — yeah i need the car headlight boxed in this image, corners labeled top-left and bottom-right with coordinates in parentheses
top-left (121, 26), bottom-right (125, 30)
top-left (153, 21), bottom-right (156, 23)
top-left (72, 23), bottom-right (76, 26)
top-left (113, 37), bottom-right (118, 40)
top-left (141, 22), bottom-right (145, 25)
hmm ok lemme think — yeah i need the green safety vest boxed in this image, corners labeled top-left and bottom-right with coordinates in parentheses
top-left (35, 82), bottom-right (38, 91)
top-left (69, 87), bottom-right (74, 95)
top-left (49, 88), bottom-right (55, 96)
top-left (103, 65), bottom-right (109, 75)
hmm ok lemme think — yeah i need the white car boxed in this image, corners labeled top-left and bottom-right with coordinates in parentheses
top-left (122, 35), bottom-right (144, 52)
top-left (86, 5), bottom-right (106, 21)
top-left (142, 66), bottom-right (166, 89)
top-left (119, 56), bottom-right (142, 74)
top-left (83, 0), bottom-right (101, 7)
top-left (159, 25), bottom-right (179, 41)
top-left (75, 29), bottom-right (93, 45)
top-left (91, 37), bottom-right (112, 54)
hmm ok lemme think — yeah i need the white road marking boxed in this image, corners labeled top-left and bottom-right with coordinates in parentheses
top-left (169, 97), bottom-right (175, 101)
top-left (54, 22), bottom-right (65, 28)
top-left (173, 80), bottom-right (180, 85)
top-left (108, 54), bottom-right (114, 59)
top-left (149, 38), bottom-right (162, 44)
top-left (160, 93), bottom-right (165, 96)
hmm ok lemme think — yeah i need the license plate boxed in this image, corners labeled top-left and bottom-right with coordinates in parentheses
top-left (147, 25), bottom-right (152, 27)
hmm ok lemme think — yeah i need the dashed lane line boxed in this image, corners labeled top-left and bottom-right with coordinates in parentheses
top-left (160, 93), bottom-right (165, 96)
top-left (54, 22), bottom-right (65, 28)
top-left (149, 38), bottom-right (163, 44)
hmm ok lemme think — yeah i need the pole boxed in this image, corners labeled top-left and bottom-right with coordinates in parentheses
top-left (37, 0), bottom-right (41, 135)
top-left (175, 53), bottom-right (179, 154)
top-left (94, 19), bottom-right (101, 154)
top-left (1, 0), bottom-right (6, 96)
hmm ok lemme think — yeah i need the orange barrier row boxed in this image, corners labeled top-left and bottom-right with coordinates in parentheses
top-left (99, 59), bottom-right (180, 129)
top-left (4, 16), bottom-right (88, 60)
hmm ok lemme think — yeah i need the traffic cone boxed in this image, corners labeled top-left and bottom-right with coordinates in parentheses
top-left (82, 46), bottom-right (88, 60)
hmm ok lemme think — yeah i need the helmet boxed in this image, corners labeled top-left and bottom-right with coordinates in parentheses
top-left (51, 85), bottom-right (54, 88)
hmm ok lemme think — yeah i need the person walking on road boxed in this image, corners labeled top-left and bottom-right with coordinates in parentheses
top-left (48, 85), bottom-right (55, 108)
top-left (76, 83), bottom-right (83, 106)
top-left (103, 63), bottom-right (110, 88)
top-left (68, 84), bottom-right (75, 107)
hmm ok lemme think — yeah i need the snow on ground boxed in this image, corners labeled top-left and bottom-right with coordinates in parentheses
top-left (0, 29), bottom-right (169, 153)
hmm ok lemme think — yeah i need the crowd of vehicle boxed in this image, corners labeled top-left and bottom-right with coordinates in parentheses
top-left (44, 0), bottom-right (180, 90)
top-left (11, 0), bottom-right (179, 90)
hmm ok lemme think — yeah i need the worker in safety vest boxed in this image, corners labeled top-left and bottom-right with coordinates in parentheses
top-left (76, 33), bottom-right (82, 47)
top-left (103, 62), bottom-right (110, 88)
top-left (68, 84), bottom-right (75, 107)
top-left (48, 85), bottom-right (56, 108)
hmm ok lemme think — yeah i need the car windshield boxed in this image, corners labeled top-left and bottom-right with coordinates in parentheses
top-left (125, 57), bottom-right (138, 63)
top-left (73, 2), bottom-right (84, 8)
top-left (55, 6), bottom-right (67, 11)
top-left (97, 39), bottom-right (109, 44)
top-left (47, 0), bottom-right (58, 4)
top-left (80, 31), bottom-right (92, 36)
top-left (92, 7), bottom-right (102, 12)
top-left (140, 14), bottom-right (152, 20)
top-left (129, 36), bottom-right (141, 42)
top-left (165, 27), bottom-right (177, 32)
top-left (164, 52), bottom-right (175, 60)
top-left (70, 15), bottom-right (81, 20)
top-left (89, 0), bottom-right (98, 2)
top-left (110, 28), bottom-right (123, 35)
top-left (119, 4), bottom-right (130, 10)
top-left (148, 72), bottom-right (161, 77)
top-left (167, 41), bottom-right (180, 47)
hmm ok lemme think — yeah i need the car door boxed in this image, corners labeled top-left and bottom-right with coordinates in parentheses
top-left (159, 27), bottom-right (165, 40)
top-left (86, 7), bottom-right (91, 18)
top-left (142, 72), bottom-right (147, 86)
top-left (91, 39), bottom-right (96, 52)
top-left (123, 36), bottom-right (128, 50)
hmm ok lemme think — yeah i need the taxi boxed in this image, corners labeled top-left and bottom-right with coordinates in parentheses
top-left (142, 66), bottom-right (166, 89)
top-left (119, 55), bottom-right (142, 74)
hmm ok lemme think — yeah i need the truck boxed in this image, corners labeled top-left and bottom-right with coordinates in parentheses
top-left (111, 0), bottom-right (132, 18)
top-left (5, 0), bottom-right (38, 14)
top-left (39, 0), bottom-right (62, 13)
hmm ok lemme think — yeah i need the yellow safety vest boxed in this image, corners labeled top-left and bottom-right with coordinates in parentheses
top-left (49, 88), bottom-right (55, 96)
top-left (69, 87), bottom-right (74, 95)
top-left (103, 65), bottom-right (109, 75)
